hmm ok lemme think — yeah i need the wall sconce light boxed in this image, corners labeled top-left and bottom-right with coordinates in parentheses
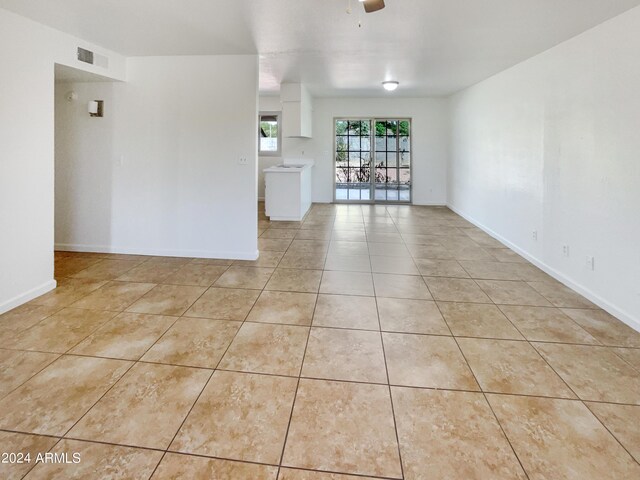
top-left (88, 100), bottom-right (104, 117)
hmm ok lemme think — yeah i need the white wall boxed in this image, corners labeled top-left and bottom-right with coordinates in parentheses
top-left (448, 6), bottom-right (640, 329)
top-left (259, 96), bottom-right (449, 205)
top-left (55, 55), bottom-right (259, 260)
top-left (0, 8), bottom-right (126, 313)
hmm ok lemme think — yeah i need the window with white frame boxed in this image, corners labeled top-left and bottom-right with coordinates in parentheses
top-left (259, 112), bottom-right (281, 156)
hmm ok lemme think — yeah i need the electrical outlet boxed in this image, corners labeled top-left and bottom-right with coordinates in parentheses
top-left (532, 231), bottom-right (538, 241)
top-left (238, 157), bottom-right (248, 165)
top-left (562, 245), bottom-right (570, 257)
top-left (585, 256), bottom-right (595, 271)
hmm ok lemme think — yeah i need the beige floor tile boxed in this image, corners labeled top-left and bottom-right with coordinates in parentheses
top-left (383, 333), bottom-right (478, 390)
top-left (219, 322), bottom-right (308, 376)
top-left (377, 298), bottom-right (449, 335)
top-left (561, 308), bottom-right (640, 347)
top-left (141, 317), bottom-right (239, 368)
top-left (279, 469), bottom-right (380, 480)
top-left (54, 256), bottom-right (103, 278)
top-left (312, 294), bottom-right (378, 330)
top-left (457, 338), bottom-right (575, 398)
top-left (373, 273), bottom-right (431, 300)
top-left (370, 256), bottom-right (419, 275)
top-left (331, 230), bottom-right (367, 242)
top-left (0, 356), bottom-right (130, 435)
top-left (279, 252), bottom-right (327, 270)
top-left (320, 271), bottom-right (374, 296)
top-left (287, 240), bottom-right (330, 254)
top-left (29, 278), bottom-right (107, 308)
top-left (189, 258), bottom-right (234, 266)
top-left (459, 260), bottom-right (521, 280)
top-left (407, 243), bottom-right (455, 260)
top-left (152, 453), bottom-right (278, 479)
top-left (302, 328), bottom-right (387, 383)
top-left (324, 254), bottom-right (371, 273)
top-left (488, 394), bottom-right (640, 479)
top-left (506, 263), bottom-right (556, 282)
top-left (10, 308), bottom-right (117, 353)
top-left (260, 228), bottom-right (298, 239)
top-left (265, 268), bottom-right (323, 293)
top-left (71, 259), bottom-right (142, 280)
top-left (163, 263), bottom-right (229, 286)
top-left (486, 248), bottom-right (527, 263)
top-left (69, 362), bottom-right (210, 449)
top-left (0, 304), bottom-right (60, 344)
top-left (613, 347), bottom-right (640, 369)
top-left (439, 302), bottom-right (524, 339)
top-left (0, 431), bottom-right (58, 480)
top-left (269, 220), bottom-right (303, 229)
top-left (499, 305), bottom-right (599, 344)
top-left (295, 229), bottom-right (333, 240)
top-left (368, 242), bottom-right (411, 257)
top-left (0, 349), bottom-right (58, 398)
top-left (70, 281), bottom-right (156, 311)
top-left (234, 250), bottom-right (284, 268)
top-left (534, 343), bottom-right (640, 404)
top-left (401, 233), bottom-right (445, 246)
top-left (414, 258), bottom-right (469, 277)
top-left (258, 238), bottom-right (293, 252)
top-left (145, 257), bottom-right (193, 267)
top-left (116, 262), bottom-right (181, 283)
top-left (366, 232), bottom-right (403, 244)
top-left (283, 379), bottom-right (401, 478)
top-left (171, 370), bottom-right (297, 464)
top-left (463, 231), bottom-right (505, 248)
top-left (527, 280), bottom-right (597, 309)
top-left (328, 241), bottom-right (369, 256)
top-left (185, 287), bottom-right (260, 320)
top-left (26, 439), bottom-right (163, 480)
top-left (127, 284), bottom-right (206, 316)
top-left (586, 402), bottom-right (640, 462)
top-left (214, 266), bottom-right (274, 289)
top-left (392, 387), bottom-right (526, 480)
top-left (475, 279), bottom-right (552, 306)
top-left (70, 312), bottom-right (176, 360)
top-left (247, 291), bottom-right (317, 326)
top-left (424, 277), bottom-right (491, 303)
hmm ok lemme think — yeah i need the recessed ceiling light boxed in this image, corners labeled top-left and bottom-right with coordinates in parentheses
top-left (382, 81), bottom-right (399, 91)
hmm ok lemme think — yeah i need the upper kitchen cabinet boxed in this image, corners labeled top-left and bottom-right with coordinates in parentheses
top-left (280, 83), bottom-right (313, 138)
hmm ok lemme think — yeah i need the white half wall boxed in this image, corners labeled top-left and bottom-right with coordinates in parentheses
top-left (55, 55), bottom-right (259, 260)
top-left (0, 8), bottom-right (125, 314)
top-left (259, 96), bottom-right (449, 205)
top-left (448, 6), bottom-right (640, 329)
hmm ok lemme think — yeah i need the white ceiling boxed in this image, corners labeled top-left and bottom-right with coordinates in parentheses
top-left (3, 0), bottom-right (639, 96)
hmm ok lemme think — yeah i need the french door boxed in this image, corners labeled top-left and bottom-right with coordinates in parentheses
top-left (334, 118), bottom-right (411, 203)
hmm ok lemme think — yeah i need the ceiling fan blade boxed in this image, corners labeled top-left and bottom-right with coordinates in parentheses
top-left (362, 0), bottom-right (385, 13)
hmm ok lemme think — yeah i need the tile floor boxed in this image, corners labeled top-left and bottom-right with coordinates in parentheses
top-left (1, 203), bottom-right (640, 479)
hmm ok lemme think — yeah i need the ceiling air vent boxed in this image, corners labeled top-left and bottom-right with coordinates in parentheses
top-left (77, 47), bottom-right (94, 64)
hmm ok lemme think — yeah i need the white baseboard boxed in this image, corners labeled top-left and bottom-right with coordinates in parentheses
top-left (447, 203), bottom-right (640, 333)
top-left (0, 279), bottom-right (57, 315)
top-left (55, 244), bottom-right (259, 261)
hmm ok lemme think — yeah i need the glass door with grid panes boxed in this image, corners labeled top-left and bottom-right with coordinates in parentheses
top-left (334, 118), bottom-right (411, 203)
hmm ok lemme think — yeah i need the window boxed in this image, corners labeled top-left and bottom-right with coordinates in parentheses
top-left (259, 112), bottom-right (281, 156)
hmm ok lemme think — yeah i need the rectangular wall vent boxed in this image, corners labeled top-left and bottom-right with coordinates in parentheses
top-left (77, 47), bottom-right (94, 64)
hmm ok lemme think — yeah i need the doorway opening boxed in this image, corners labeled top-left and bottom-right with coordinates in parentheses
top-left (334, 118), bottom-right (411, 203)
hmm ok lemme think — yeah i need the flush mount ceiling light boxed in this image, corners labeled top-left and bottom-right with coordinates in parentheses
top-left (382, 81), bottom-right (399, 91)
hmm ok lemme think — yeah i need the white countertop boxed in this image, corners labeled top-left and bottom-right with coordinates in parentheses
top-left (264, 158), bottom-right (314, 173)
